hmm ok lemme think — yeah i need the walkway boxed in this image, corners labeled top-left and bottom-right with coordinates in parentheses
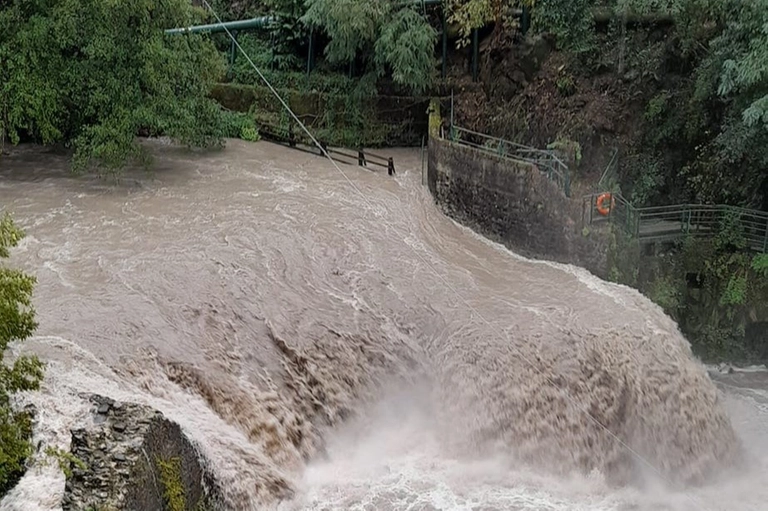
top-left (583, 193), bottom-right (768, 252)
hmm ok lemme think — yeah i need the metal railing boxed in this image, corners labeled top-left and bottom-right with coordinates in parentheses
top-left (583, 193), bottom-right (768, 252)
top-left (258, 120), bottom-right (396, 175)
top-left (446, 125), bottom-right (571, 197)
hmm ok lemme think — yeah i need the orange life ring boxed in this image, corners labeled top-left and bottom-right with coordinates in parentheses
top-left (596, 193), bottom-right (614, 216)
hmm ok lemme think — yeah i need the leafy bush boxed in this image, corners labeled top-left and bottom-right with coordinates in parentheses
top-left (0, 214), bottom-right (44, 496)
top-left (222, 112), bottom-right (261, 141)
top-left (0, 0), bottom-right (229, 173)
top-left (302, 0), bottom-right (437, 94)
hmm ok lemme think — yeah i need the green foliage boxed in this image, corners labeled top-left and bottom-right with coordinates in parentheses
top-left (222, 112), bottom-right (261, 142)
top-left (446, 0), bottom-right (534, 48)
top-left (720, 274), bottom-right (747, 307)
top-left (555, 74), bottom-right (576, 96)
top-left (44, 447), bottom-right (87, 479)
top-left (532, 0), bottom-right (594, 53)
top-left (0, 0), bottom-right (229, 173)
top-left (228, 35), bottom-right (366, 92)
top-left (644, 91), bottom-right (671, 122)
top-left (547, 138), bottom-right (581, 166)
top-left (263, 0), bottom-right (309, 71)
top-left (649, 274), bottom-right (682, 312)
top-left (0, 214), bottom-right (43, 495)
top-left (626, 155), bottom-right (663, 206)
top-left (157, 457), bottom-right (185, 511)
top-left (374, 8), bottom-right (437, 94)
top-left (630, 0), bottom-right (768, 208)
top-left (751, 254), bottom-right (768, 277)
top-left (302, 0), bottom-right (437, 93)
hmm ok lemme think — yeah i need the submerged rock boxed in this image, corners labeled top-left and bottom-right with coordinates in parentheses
top-left (61, 394), bottom-right (219, 510)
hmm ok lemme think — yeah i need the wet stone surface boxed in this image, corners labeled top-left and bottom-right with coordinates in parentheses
top-left (61, 394), bottom-right (218, 511)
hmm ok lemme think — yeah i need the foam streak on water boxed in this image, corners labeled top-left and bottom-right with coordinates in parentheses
top-left (0, 140), bottom-right (766, 510)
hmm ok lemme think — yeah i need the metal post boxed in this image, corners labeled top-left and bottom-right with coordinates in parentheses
top-left (450, 89), bottom-right (454, 140)
top-left (441, 11), bottom-right (448, 79)
top-left (763, 218), bottom-right (768, 253)
top-left (521, 5), bottom-right (531, 35)
top-left (307, 28), bottom-right (314, 78)
top-left (421, 135), bottom-right (426, 185)
top-left (471, 28), bottom-right (479, 82)
top-left (229, 30), bottom-right (238, 70)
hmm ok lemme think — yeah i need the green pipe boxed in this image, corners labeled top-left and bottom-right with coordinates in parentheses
top-left (165, 16), bottom-right (273, 35)
top-left (167, 0), bottom-right (441, 35)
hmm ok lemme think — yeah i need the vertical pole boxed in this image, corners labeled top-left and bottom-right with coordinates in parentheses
top-left (450, 89), bottom-right (454, 139)
top-left (229, 30), bottom-right (238, 74)
top-left (763, 218), bottom-right (767, 253)
top-left (421, 135), bottom-right (426, 186)
top-left (388, 157), bottom-right (395, 176)
top-left (471, 28), bottom-right (479, 82)
top-left (441, 10), bottom-right (448, 79)
top-left (307, 28), bottom-right (314, 78)
top-left (521, 5), bottom-right (531, 35)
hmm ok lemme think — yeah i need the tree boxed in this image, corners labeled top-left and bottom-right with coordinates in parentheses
top-left (0, 0), bottom-right (229, 172)
top-left (681, 0), bottom-right (768, 207)
top-left (0, 214), bottom-right (44, 495)
top-left (302, 0), bottom-right (437, 94)
top-left (629, 0), bottom-right (768, 207)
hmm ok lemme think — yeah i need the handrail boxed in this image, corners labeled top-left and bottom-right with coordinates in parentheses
top-left (446, 125), bottom-right (571, 197)
top-left (257, 120), bottom-right (396, 175)
top-left (583, 192), bottom-right (768, 253)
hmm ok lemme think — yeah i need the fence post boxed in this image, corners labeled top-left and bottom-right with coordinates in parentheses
top-left (388, 157), bottom-right (395, 176)
top-left (764, 217), bottom-right (768, 253)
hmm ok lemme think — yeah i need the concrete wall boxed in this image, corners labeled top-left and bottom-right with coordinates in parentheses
top-left (427, 136), bottom-right (608, 276)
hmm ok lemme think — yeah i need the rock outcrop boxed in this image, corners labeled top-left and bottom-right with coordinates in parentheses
top-left (62, 394), bottom-right (219, 511)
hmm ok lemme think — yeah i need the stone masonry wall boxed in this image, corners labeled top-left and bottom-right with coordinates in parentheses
top-left (63, 394), bottom-right (218, 511)
top-left (427, 136), bottom-right (608, 276)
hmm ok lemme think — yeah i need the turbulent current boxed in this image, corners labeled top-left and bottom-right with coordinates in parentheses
top-left (0, 139), bottom-right (766, 510)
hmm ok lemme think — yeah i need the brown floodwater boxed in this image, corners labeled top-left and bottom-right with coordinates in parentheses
top-left (0, 139), bottom-right (765, 511)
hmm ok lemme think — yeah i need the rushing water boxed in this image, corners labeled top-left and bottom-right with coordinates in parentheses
top-left (0, 139), bottom-right (766, 511)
